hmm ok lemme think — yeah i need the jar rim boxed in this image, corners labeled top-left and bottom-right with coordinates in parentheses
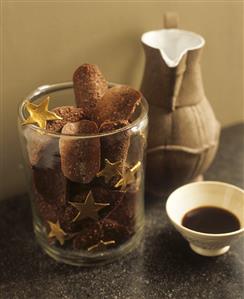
top-left (18, 82), bottom-right (148, 139)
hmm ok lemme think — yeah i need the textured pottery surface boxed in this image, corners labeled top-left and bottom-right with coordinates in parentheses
top-left (141, 15), bottom-right (220, 195)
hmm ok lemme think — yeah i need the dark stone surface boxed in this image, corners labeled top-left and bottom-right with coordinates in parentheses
top-left (0, 124), bottom-right (243, 299)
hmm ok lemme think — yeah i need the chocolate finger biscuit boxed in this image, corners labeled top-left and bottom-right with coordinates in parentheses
top-left (47, 106), bottom-right (85, 132)
top-left (25, 106), bottom-right (84, 166)
top-left (106, 190), bottom-right (137, 232)
top-left (35, 195), bottom-right (60, 223)
top-left (60, 120), bottom-right (100, 183)
top-left (94, 85), bottom-right (141, 125)
top-left (99, 120), bottom-right (130, 179)
top-left (101, 219), bottom-right (130, 245)
top-left (91, 187), bottom-right (125, 217)
top-left (32, 164), bottom-right (66, 204)
top-left (73, 64), bottom-right (108, 118)
top-left (72, 222), bottom-right (102, 250)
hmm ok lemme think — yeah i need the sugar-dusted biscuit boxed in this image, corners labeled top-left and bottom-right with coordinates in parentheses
top-left (47, 106), bottom-right (85, 132)
top-left (94, 85), bottom-right (141, 125)
top-left (35, 195), bottom-right (60, 223)
top-left (106, 190), bottom-right (137, 232)
top-left (101, 219), bottom-right (130, 245)
top-left (99, 120), bottom-right (130, 167)
top-left (24, 106), bottom-right (84, 167)
top-left (91, 187), bottom-right (125, 217)
top-left (32, 164), bottom-right (67, 204)
top-left (72, 222), bottom-right (102, 250)
top-left (60, 120), bottom-right (100, 183)
top-left (59, 204), bottom-right (81, 233)
top-left (66, 179), bottom-right (93, 201)
top-left (73, 64), bottom-right (108, 117)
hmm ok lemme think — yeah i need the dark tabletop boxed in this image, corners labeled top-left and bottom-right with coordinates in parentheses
top-left (0, 124), bottom-right (243, 299)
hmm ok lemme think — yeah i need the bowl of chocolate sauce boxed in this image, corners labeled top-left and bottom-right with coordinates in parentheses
top-left (166, 181), bottom-right (244, 256)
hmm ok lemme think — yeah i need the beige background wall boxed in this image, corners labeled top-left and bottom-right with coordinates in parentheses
top-left (1, 1), bottom-right (243, 200)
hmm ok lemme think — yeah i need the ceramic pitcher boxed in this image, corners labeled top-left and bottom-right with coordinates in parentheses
top-left (141, 14), bottom-right (220, 196)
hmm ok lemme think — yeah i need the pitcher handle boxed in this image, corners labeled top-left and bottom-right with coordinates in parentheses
top-left (164, 12), bottom-right (179, 28)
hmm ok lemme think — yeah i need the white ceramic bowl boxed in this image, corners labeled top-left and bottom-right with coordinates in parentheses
top-left (166, 181), bottom-right (244, 256)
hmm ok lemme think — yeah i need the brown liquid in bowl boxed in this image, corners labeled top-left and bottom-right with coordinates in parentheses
top-left (182, 206), bottom-right (241, 234)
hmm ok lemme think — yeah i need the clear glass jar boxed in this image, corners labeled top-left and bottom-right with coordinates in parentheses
top-left (18, 82), bottom-right (148, 266)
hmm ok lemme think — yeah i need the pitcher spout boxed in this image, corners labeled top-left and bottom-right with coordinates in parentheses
top-left (141, 29), bottom-right (205, 68)
top-left (141, 29), bottom-right (205, 110)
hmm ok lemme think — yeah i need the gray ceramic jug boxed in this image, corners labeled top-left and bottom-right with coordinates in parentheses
top-left (140, 14), bottom-right (220, 195)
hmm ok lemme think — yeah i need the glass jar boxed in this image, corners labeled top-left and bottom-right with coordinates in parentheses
top-left (18, 82), bottom-right (148, 266)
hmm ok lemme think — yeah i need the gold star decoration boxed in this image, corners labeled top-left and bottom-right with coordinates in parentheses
top-left (47, 220), bottom-right (67, 246)
top-left (115, 161), bottom-right (141, 188)
top-left (96, 159), bottom-right (122, 185)
top-left (69, 191), bottom-right (110, 222)
top-left (88, 240), bottom-right (116, 252)
top-left (22, 96), bottom-right (62, 129)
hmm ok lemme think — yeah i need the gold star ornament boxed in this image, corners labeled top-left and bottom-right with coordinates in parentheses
top-left (96, 159), bottom-right (122, 184)
top-left (22, 96), bottom-right (62, 129)
top-left (88, 240), bottom-right (115, 252)
top-left (115, 161), bottom-right (141, 188)
top-left (69, 191), bottom-right (110, 222)
top-left (47, 220), bottom-right (67, 246)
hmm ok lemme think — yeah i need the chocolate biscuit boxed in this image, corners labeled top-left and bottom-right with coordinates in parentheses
top-left (101, 219), bottom-right (130, 245)
top-left (106, 191), bottom-right (137, 231)
top-left (59, 204), bottom-right (81, 233)
top-left (73, 64), bottom-right (108, 117)
top-left (60, 120), bottom-right (100, 183)
top-left (72, 222), bottom-right (102, 250)
top-left (94, 85), bottom-right (141, 125)
top-left (47, 106), bottom-right (85, 132)
top-left (24, 106), bottom-right (84, 167)
top-left (32, 164), bottom-right (67, 204)
top-left (99, 120), bottom-right (130, 175)
top-left (35, 196), bottom-right (60, 223)
top-left (91, 187), bottom-right (125, 217)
